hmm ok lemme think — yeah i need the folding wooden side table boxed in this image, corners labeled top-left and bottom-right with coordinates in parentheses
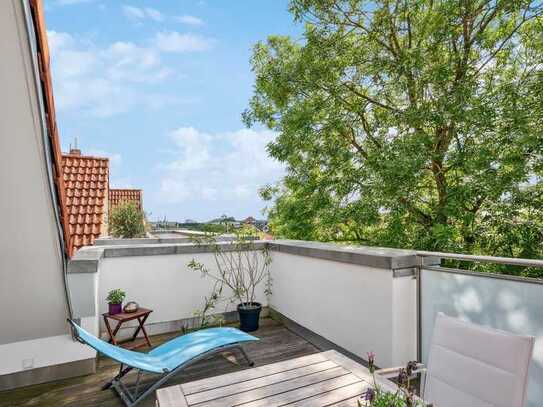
top-left (102, 307), bottom-right (153, 349)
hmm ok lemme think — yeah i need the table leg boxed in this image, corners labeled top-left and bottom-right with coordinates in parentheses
top-left (112, 321), bottom-right (122, 340)
top-left (103, 317), bottom-right (117, 345)
top-left (132, 316), bottom-right (144, 340)
top-left (132, 313), bottom-right (152, 347)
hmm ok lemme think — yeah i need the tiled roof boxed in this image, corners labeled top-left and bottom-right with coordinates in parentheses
top-left (30, 0), bottom-right (73, 256)
top-left (62, 153), bottom-right (109, 252)
top-left (110, 189), bottom-right (143, 212)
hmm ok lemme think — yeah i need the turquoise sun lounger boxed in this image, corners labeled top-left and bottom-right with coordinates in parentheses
top-left (68, 319), bottom-right (259, 407)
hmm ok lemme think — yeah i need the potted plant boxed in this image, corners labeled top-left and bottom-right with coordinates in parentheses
top-left (358, 353), bottom-right (430, 407)
top-left (106, 288), bottom-right (126, 315)
top-left (188, 229), bottom-right (272, 332)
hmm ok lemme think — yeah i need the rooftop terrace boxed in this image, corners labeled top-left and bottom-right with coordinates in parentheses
top-left (0, 319), bottom-right (320, 407)
top-left (1, 238), bottom-right (542, 406)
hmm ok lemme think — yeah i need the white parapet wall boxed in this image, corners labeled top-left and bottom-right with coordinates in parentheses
top-left (97, 251), bottom-right (268, 337)
top-left (268, 241), bottom-right (418, 368)
top-left (67, 240), bottom-right (418, 370)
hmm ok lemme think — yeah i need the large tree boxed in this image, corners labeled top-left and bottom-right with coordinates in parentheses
top-left (244, 0), bottom-right (543, 259)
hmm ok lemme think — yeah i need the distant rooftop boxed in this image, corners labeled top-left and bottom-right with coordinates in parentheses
top-left (109, 188), bottom-right (143, 213)
top-left (62, 148), bottom-right (109, 254)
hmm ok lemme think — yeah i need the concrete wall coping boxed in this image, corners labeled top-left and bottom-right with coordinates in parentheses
top-left (269, 240), bottom-right (417, 270)
top-left (154, 229), bottom-right (209, 236)
top-left (67, 247), bottom-right (104, 274)
top-left (94, 235), bottom-right (238, 246)
top-left (68, 239), bottom-right (418, 273)
top-left (101, 240), bottom-right (267, 259)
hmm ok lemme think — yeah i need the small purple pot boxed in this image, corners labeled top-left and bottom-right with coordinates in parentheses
top-left (109, 303), bottom-right (122, 315)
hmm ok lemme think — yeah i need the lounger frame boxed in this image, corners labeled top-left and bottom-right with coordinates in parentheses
top-left (105, 343), bottom-right (254, 406)
top-left (69, 321), bottom-right (254, 407)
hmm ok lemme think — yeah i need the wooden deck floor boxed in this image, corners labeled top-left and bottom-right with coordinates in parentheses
top-left (0, 319), bottom-right (319, 407)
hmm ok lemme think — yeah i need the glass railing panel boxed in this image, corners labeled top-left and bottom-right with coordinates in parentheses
top-left (420, 267), bottom-right (543, 407)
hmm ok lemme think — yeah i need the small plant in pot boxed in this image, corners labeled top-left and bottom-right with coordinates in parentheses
top-left (358, 353), bottom-right (429, 407)
top-left (106, 289), bottom-right (126, 315)
top-left (188, 228), bottom-right (272, 332)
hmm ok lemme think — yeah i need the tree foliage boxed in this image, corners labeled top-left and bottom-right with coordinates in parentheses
top-left (245, 0), bottom-right (543, 263)
top-left (109, 201), bottom-right (146, 238)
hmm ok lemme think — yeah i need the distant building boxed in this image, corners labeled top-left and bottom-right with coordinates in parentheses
top-left (109, 188), bottom-right (143, 213)
top-left (244, 216), bottom-right (256, 225)
top-left (151, 220), bottom-right (180, 229)
top-left (61, 151), bottom-right (145, 254)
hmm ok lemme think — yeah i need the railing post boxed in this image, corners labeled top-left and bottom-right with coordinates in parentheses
top-left (416, 263), bottom-right (422, 362)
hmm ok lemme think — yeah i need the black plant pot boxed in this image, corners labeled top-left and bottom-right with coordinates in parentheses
top-left (237, 302), bottom-right (262, 332)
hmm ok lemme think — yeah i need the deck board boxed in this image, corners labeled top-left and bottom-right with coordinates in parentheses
top-left (157, 350), bottom-right (379, 407)
top-left (193, 367), bottom-right (351, 407)
top-left (286, 380), bottom-right (369, 407)
top-left (237, 372), bottom-right (360, 407)
top-left (181, 352), bottom-right (329, 395)
top-left (0, 319), bottom-right (319, 407)
top-left (185, 360), bottom-right (338, 404)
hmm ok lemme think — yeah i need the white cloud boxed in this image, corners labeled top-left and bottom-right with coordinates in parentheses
top-left (159, 127), bottom-right (284, 204)
top-left (174, 15), bottom-right (204, 26)
top-left (144, 7), bottom-right (163, 21)
top-left (154, 31), bottom-right (214, 53)
top-left (122, 5), bottom-right (163, 22)
top-left (47, 30), bottom-right (176, 117)
top-left (122, 5), bottom-right (145, 19)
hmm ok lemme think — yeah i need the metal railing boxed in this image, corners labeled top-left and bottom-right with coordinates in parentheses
top-left (415, 251), bottom-right (543, 407)
top-left (415, 251), bottom-right (543, 361)
top-left (417, 250), bottom-right (543, 269)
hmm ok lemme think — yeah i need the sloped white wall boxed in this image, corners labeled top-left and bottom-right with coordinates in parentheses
top-left (0, 0), bottom-right (67, 345)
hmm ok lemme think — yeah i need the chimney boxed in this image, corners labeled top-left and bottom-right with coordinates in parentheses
top-left (69, 137), bottom-right (81, 155)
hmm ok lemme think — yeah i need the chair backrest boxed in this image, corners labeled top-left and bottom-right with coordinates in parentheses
top-left (424, 313), bottom-right (534, 407)
top-left (67, 319), bottom-right (168, 374)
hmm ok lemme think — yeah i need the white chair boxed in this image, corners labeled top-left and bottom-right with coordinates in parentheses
top-left (378, 313), bottom-right (534, 407)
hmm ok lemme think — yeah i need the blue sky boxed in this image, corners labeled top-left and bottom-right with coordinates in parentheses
top-left (44, 0), bottom-right (302, 222)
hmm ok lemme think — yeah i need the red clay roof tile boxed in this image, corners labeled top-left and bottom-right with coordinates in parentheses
top-left (109, 189), bottom-right (143, 214)
top-left (30, 0), bottom-right (73, 256)
top-left (62, 152), bottom-right (109, 253)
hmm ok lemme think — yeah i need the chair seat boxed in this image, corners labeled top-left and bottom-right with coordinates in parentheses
top-left (71, 323), bottom-right (258, 374)
top-left (149, 327), bottom-right (259, 371)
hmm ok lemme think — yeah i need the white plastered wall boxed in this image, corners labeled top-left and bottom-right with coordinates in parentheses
top-left (269, 251), bottom-right (417, 367)
top-left (97, 252), bottom-right (268, 335)
top-left (0, 0), bottom-right (93, 379)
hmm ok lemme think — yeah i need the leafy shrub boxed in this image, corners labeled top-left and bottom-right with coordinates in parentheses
top-left (188, 229), bottom-right (272, 324)
top-left (109, 201), bottom-right (146, 238)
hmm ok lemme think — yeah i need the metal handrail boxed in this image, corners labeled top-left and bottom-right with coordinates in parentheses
top-left (416, 250), bottom-right (543, 269)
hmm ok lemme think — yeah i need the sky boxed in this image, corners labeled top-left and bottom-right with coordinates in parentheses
top-left (44, 0), bottom-right (303, 222)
